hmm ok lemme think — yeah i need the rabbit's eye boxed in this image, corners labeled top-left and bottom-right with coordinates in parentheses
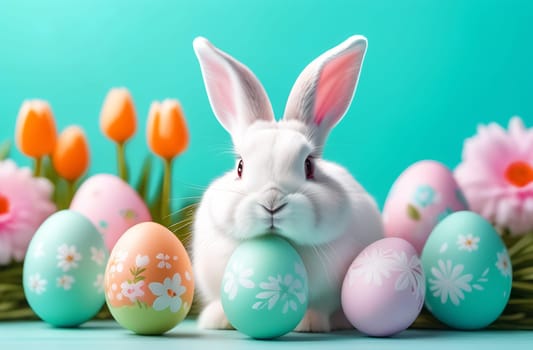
top-left (237, 159), bottom-right (243, 178)
top-left (305, 157), bottom-right (314, 180)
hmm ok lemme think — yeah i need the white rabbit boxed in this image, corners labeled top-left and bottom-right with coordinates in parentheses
top-left (192, 35), bottom-right (384, 332)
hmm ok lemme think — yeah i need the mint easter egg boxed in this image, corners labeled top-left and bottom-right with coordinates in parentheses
top-left (23, 210), bottom-right (108, 327)
top-left (221, 235), bottom-right (309, 339)
top-left (421, 211), bottom-right (512, 329)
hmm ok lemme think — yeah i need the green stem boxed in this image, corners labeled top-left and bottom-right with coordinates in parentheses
top-left (117, 142), bottom-right (128, 182)
top-left (33, 157), bottom-right (42, 177)
top-left (160, 158), bottom-right (173, 227)
top-left (66, 180), bottom-right (75, 208)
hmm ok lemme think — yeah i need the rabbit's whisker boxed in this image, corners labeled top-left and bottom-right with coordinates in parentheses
top-left (169, 219), bottom-right (194, 232)
top-left (208, 186), bottom-right (247, 197)
top-left (310, 245), bottom-right (331, 284)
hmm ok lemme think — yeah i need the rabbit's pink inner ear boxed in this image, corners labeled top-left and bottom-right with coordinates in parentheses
top-left (201, 54), bottom-right (237, 128)
top-left (314, 50), bottom-right (362, 127)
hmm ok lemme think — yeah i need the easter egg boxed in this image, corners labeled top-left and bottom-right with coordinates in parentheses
top-left (104, 222), bottom-right (194, 335)
top-left (421, 211), bottom-right (512, 329)
top-left (23, 210), bottom-right (108, 327)
top-left (70, 174), bottom-right (151, 251)
top-left (383, 160), bottom-right (469, 253)
top-left (221, 235), bottom-right (309, 339)
top-left (341, 237), bottom-right (425, 336)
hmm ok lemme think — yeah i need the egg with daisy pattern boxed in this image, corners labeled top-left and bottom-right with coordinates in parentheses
top-left (23, 210), bottom-right (108, 327)
top-left (104, 222), bottom-right (194, 335)
top-left (421, 211), bottom-right (512, 329)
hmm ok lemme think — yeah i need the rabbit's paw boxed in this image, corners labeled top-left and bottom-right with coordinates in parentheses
top-left (294, 309), bottom-right (331, 333)
top-left (197, 300), bottom-right (233, 330)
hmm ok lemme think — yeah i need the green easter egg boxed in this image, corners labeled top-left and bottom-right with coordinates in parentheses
top-left (221, 235), bottom-right (309, 339)
top-left (23, 210), bottom-right (108, 327)
top-left (421, 211), bottom-right (512, 329)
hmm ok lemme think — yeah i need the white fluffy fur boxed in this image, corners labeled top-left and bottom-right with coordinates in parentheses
top-left (192, 36), bottom-right (384, 332)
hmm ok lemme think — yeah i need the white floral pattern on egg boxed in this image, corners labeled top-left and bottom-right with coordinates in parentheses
top-left (104, 222), bottom-right (194, 335)
top-left (220, 235), bottom-right (309, 339)
top-left (23, 210), bottom-right (108, 327)
top-left (341, 237), bottom-right (425, 337)
top-left (421, 211), bottom-right (512, 329)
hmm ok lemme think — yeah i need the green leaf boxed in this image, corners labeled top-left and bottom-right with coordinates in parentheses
top-left (513, 281), bottom-right (533, 292)
top-left (508, 232), bottom-right (533, 257)
top-left (133, 276), bottom-right (145, 283)
top-left (0, 140), bottom-right (10, 160)
top-left (135, 155), bottom-right (153, 201)
top-left (407, 204), bottom-right (421, 221)
top-left (53, 179), bottom-right (72, 210)
top-left (42, 156), bottom-right (58, 182)
top-left (40, 156), bottom-right (69, 209)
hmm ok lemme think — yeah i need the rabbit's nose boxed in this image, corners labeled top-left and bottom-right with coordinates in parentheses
top-left (261, 203), bottom-right (287, 215)
top-left (264, 186), bottom-right (284, 203)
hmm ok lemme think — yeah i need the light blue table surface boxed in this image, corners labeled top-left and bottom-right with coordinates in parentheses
top-left (1, 319), bottom-right (532, 350)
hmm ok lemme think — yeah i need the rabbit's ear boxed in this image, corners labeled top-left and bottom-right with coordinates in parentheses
top-left (194, 37), bottom-right (274, 138)
top-left (282, 36), bottom-right (367, 148)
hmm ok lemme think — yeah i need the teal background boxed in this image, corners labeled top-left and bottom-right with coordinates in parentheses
top-left (1, 0), bottom-right (532, 210)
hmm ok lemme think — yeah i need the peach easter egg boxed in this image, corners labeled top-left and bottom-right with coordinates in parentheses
top-left (104, 222), bottom-right (194, 335)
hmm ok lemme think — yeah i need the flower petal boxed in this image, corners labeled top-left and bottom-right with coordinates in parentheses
top-left (256, 291), bottom-right (277, 300)
top-left (153, 296), bottom-right (170, 311)
top-left (268, 294), bottom-right (279, 310)
top-left (149, 282), bottom-right (164, 296)
top-left (170, 297), bottom-right (182, 313)
top-left (239, 278), bottom-right (255, 289)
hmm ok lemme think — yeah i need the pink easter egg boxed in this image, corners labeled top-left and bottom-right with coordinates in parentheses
top-left (341, 237), bottom-right (425, 337)
top-left (70, 174), bottom-right (151, 250)
top-left (382, 160), bottom-right (468, 253)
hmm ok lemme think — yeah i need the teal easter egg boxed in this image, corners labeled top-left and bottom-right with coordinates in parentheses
top-left (221, 235), bottom-right (309, 339)
top-left (23, 210), bottom-right (108, 327)
top-left (421, 211), bottom-right (512, 329)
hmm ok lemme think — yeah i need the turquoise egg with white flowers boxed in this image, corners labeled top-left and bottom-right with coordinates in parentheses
top-left (221, 235), bottom-right (309, 339)
top-left (421, 211), bottom-right (512, 329)
top-left (23, 210), bottom-right (108, 327)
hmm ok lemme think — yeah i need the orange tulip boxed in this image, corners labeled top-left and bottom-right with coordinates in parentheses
top-left (15, 100), bottom-right (57, 158)
top-left (147, 99), bottom-right (189, 227)
top-left (146, 99), bottom-right (189, 160)
top-left (100, 88), bottom-right (137, 143)
top-left (52, 126), bottom-right (90, 182)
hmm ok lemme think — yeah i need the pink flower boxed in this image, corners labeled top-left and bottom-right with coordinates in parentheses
top-left (0, 160), bottom-right (56, 264)
top-left (455, 117), bottom-right (533, 235)
top-left (120, 280), bottom-right (145, 303)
